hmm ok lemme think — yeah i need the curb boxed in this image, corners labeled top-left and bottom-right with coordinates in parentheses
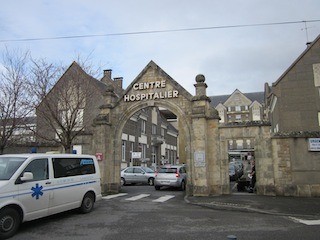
top-left (184, 195), bottom-right (319, 218)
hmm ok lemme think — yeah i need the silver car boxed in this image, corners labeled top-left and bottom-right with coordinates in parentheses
top-left (154, 165), bottom-right (187, 191)
top-left (121, 166), bottom-right (155, 186)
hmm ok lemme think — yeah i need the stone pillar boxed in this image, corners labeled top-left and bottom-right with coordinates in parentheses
top-left (191, 74), bottom-right (221, 196)
top-left (92, 86), bottom-right (121, 194)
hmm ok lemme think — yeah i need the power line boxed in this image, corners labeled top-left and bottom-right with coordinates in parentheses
top-left (1, 19), bottom-right (320, 43)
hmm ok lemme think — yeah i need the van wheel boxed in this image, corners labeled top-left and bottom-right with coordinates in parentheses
top-left (0, 208), bottom-right (21, 239)
top-left (80, 192), bottom-right (95, 214)
top-left (155, 186), bottom-right (160, 190)
top-left (148, 178), bottom-right (154, 186)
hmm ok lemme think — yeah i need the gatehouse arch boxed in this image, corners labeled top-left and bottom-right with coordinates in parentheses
top-left (93, 61), bottom-right (228, 196)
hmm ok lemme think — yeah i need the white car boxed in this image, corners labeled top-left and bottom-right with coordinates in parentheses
top-left (154, 165), bottom-right (187, 191)
top-left (121, 166), bottom-right (155, 186)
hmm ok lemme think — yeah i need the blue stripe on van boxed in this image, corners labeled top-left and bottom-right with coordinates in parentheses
top-left (0, 180), bottom-right (98, 200)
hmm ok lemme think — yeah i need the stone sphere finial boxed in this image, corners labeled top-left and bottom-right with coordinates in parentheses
top-left (195, 74), bottom-right (205, 83)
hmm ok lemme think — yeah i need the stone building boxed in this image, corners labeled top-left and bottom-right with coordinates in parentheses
top-left (121, 107), bottom-right (178, 169)
top-left (262, 34), bottom-right (320, 197)
top-left (210, 89), bottom-right (266, 161)
top-left (35, 62), bottom-right (177, 167)
top-left (211, 89), bottom-right (265, 124)
top-left (265, 34), bottom-right (320, 133)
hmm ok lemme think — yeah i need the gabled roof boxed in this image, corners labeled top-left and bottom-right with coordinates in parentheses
top-left (272, 33), bottom-right (320, 87)
top-left (40, 61), bottom-right (115, 104)
top-left (209, 90), bottom-right (264, 107)
top-left (120, 60), bottom-right (193, 101)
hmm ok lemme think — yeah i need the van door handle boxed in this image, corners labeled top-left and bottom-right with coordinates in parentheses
top-left (46, 181), bottom-right (51, 185)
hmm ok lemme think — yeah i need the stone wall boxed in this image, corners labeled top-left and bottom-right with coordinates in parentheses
top-left (218, 124), bottom-right (275, 195)
top-left (272, 136), bottom-right (320, 197)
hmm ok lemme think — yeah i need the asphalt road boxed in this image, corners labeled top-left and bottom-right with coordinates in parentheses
top-left (11, 185), bottom-right (320, 240)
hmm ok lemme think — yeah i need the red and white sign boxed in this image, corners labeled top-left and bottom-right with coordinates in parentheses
top-left (96, 153), bottom-right (103, 161)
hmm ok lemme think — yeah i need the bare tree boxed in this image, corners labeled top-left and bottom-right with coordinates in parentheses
top-left (0, 48), bottom-right (31, 154)
top-left (35, 62), bottom-right (103, 153)
top-left (28, 58), bottom-right (59, 106)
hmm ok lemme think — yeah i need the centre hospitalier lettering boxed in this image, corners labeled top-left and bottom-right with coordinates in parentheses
top-left (123, 80), bottom-right (179, 102)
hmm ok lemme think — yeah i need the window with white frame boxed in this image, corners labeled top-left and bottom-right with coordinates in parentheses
top-left (122, 141), bottom-right (126, 161)
top-left (246, 139), bottom-right (251, 149)
top-left (236, 139), bottom-right (243, 149)
top-left (229, 140), bottom-right (233, 149)
top-left (152, 124), bottom-right (157, 135)
top-left (219, 109), bottom-right (225, 123)
top-left (152, 146), bottom-right (156, 164)
top-left (141, 120), bottom-right (146, 134)
top-left (252, 106), bottom-right (261, 121)
top-left (161, 127), bottom-right (165, 137)
top-left (235, 106), bottom-right (241, 112)
top-left (142, 144), bottom-right (147, 158)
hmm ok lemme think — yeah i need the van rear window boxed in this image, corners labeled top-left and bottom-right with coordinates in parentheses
top-left (53, 158), bottom-right (95, 178)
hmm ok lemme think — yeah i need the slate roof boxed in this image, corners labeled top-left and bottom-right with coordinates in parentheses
top-left (209, 91), bottom-right (264, 108)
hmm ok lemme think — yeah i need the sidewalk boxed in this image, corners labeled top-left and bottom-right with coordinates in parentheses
top-left (185, 193), bottom-right (320, 218)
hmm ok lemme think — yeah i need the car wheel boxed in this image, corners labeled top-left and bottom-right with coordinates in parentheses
top-left (155, 186), bottom-right (161, 190)
top-left (180, 181), bottom-right (186, 191)
top-left (80, 192), bottom-right (95, 214)
top-left (0, 208), bottom-right (21, 239)
top-left (121, 177), bottom-right (126, 186)
top-left (148, 178), bottom-right (154, 186)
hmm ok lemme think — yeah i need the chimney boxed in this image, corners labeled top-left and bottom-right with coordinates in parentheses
top-left (113, 77), bottom-right (123, 89)
top-left (103, 69), bottom-right (112, 78)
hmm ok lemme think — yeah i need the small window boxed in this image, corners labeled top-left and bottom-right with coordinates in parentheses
top-left (141, 120), bottom-right (146, 134)
top-left (53, 157), bottom-right (95, 178)
top-left (122, 141), bottom-right (126, 161)
top-left (152, 124), bottom-right (157, 135)
top-left (161, 127), bottom-right (165, 137)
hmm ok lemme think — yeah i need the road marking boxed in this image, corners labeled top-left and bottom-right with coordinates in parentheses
top-left (152, 195), bottom-right (175, 203)
top-left (125, 194), bottom-right (150, 201)
top-left (102, 193), bottom-right (128, 199)
top-left (289, 217), bottom-right (320, 225)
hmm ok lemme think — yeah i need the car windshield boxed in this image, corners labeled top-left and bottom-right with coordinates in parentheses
top-left (158, 167), bottom-right (177, 173)
top-left (141, 167), bottom-right (154, 173)
top-left (0, 157), bottom-right (26, 180)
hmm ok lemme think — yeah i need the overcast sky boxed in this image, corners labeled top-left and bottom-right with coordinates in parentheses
top-left (1, 0), bottom-right (320, 96)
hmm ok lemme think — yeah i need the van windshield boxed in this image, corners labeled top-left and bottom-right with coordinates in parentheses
top-left (0, 157), bottom-right (26, 180)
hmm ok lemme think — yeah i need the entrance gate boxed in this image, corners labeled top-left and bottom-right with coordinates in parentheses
top-left (92, 61), bottom-right (229, 196)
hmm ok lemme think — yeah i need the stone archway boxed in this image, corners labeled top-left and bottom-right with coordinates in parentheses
top-left (93, 61), bottom-right (228, 196)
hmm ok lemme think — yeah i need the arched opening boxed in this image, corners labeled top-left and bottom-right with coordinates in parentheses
top-left (112, 100), bottom-right (193, 194)
top-left (94, 61), bottom-right (224, 196)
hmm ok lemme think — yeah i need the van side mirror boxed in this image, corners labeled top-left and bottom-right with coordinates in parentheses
top-left (20, 172), bottom-right (34, 182)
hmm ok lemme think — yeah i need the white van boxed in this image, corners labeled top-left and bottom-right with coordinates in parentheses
top-left (0, 153), bottom-right (102, 239)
